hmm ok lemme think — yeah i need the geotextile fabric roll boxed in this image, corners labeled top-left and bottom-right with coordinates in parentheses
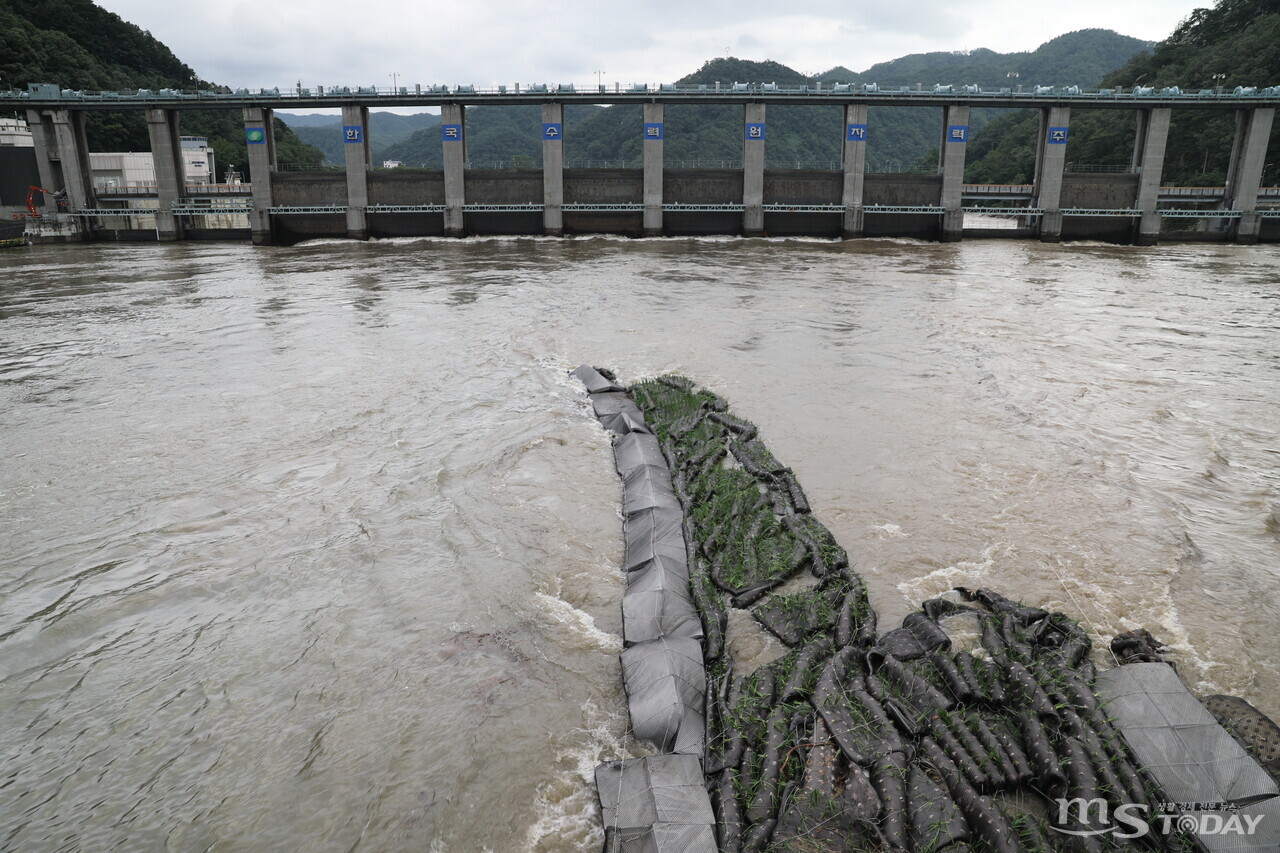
top-left (578, 366), bottom-right (716, 852)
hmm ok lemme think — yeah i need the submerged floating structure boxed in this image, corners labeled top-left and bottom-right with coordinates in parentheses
top-left (575, 367), bottom-right (1279, 853)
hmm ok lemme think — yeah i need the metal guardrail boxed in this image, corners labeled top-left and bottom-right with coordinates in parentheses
top-left (763, 204), bottom-right (844, 213)
top-left (865, 205), bottom-right (945, 214)
top-left (268, 205), bottom-right (347, 214)
top-left (94, 183), bottom-right (252, 195)
top-left (964, 185), bottom-right (1034, 195)
top-left (60, 205), bottom-right (1280, 222)
top-left (65, 209), bottom-right (159, 216)
top-left (10, 83), bottom-right (1280, 110)
top-left (1159, 209), bottom-right (1242, 218)
top-left (964, 207), bottom-right (1044, 216)
top-left (1061, 208), bottom-right (1142, 216)
top-left (563, 203), bottom-right (643, 211)
top-left (367, 204), bottom-right (446, 213)
top-left (663, 203), bottom-right (743, 212)
top-left (1065, 164), bottom-right (1130, 173)
top-left (174, 205), bottom-right (253, 215)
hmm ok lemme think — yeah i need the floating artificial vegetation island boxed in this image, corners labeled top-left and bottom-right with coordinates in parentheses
top-left (577, 368), bottom-right (1279, 853)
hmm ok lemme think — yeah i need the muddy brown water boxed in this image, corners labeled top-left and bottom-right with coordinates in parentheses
top-left (2, 236), bottom-right (1278, 850)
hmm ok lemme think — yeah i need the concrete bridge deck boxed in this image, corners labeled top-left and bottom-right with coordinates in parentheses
top-left (7, 82), bottom-right (1280, 111)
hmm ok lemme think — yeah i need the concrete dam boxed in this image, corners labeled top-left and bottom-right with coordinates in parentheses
top-left (8, 82), bottom-right (1280, 245)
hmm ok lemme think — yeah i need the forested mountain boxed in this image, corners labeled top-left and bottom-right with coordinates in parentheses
top-left (819, 30), bottom-right (1150, 89)
top-left (364, 32), bottom-right (1148, 173)
top-left (0, 0), bottom-right (322, 179)
top-left (965, 0), bottom-right (1280, 185)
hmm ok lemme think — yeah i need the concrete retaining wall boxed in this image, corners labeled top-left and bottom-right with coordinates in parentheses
top-left (864, 174), bottom-right (944, 240)
top-left (121, 168), bottom-right (1273, 244)
top-left (1060, 173), bottom-right (1140, 242)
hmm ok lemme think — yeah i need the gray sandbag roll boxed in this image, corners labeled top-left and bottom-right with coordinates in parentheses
top-left (622, 637), bottom-right (707, 755)
top-left (906, 763), bottom-right (969, 852)
top-left (592, 391), bottom-right (637, 418)
top-left (623, 556), bottom-right (703, 646)
top-left (591, 390), bottom-right (652, 435)
top-left (622, 464), bottom-right (682, 517)
top-left (871, 751), bottom-right (911, 851)
top-left (595, 753), bottom-right (716, 853)
top-left (624, 506), bottom-right (687, 572)
top-left (600, 408), bottom-right (652, 436)
top-left (920, 740), bottom-right (1022, 853)
top-left (572, 363), bottom-right (626, 394)
top-left (613, 431), bottom-right (666, 477)
top-left (874, 612), bottom-right (953, 661)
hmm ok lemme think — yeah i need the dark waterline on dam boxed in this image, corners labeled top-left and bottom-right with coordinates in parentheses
top-left (2, 236), bottom-right (1278, 850)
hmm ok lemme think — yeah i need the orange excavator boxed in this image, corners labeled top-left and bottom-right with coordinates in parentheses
top-left (24, 185), bottom-right (66, 219)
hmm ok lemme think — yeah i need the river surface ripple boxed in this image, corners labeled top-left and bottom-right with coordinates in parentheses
top-left (2, 236), bottom-right (1278, 851)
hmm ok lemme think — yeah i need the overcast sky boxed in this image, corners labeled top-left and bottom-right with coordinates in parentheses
top-left (94, 0), bottom-right (1206, 92)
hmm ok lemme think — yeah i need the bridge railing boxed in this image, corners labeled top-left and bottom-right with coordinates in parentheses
top-left (8, 83), bottom-right (1280, 104)
top-left (94, 183), bottom-right (252, 195)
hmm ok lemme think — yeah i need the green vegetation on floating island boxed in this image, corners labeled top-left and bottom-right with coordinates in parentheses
top-left (627, 373), bottom-right (1197, 852)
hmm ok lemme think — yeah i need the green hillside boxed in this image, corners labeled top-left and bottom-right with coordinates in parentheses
top-left (376, 105), bottom-right (604, 168)
top-left (285, 112), bottom-right (443, 165)
top-left (966, 0), bottom-right (1280, 185)
top-left (820, 29), bottom-right (1151, 89)
top-left (0, 0), bottom-right (322, 179)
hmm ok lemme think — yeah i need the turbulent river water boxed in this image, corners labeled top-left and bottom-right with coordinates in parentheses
top-left (2, 236), bottom-right (1278, 851)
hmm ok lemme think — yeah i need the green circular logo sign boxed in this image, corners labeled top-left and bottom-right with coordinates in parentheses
top-left (246, 128), bottom-right (265, 143)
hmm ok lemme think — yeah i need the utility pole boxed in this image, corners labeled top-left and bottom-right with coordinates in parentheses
top-left (389, 71), bottom-right (399, 93)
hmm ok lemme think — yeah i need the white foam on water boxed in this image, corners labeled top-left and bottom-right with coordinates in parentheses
top-left (533, 591), bottom-right (623, 653)
top-left (938, 611), bottom-right (986, 656)
top-left (522, 699), bottom-right (636, 853)
top-left (873, 522), bottom-right (909, 539)
top-left (895, 544), bottom-right (1003, 605)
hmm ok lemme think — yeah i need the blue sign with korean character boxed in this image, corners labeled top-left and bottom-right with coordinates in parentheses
top-left (846, 124), bottom-right (867, 142)
top-left (947, 125), bottom-right (968, 142)
top-left (643, 123), bottom-right (663, 140)
top-left (441, 124), bottom-right (462, 141)
top-left (1047, 127), bottom-right (1069, 144)
top-left (343, 125), bottom-right (363, 144)
top-left (745, 122), bottom-right (765, 141)
top-left (542, 123), bottom-right (562, 141)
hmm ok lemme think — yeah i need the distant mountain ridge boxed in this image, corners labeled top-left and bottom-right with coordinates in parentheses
top-left (964, 0), bottom-right (1280, 185)
top-left (341, 29), bottom-right (1151, 172)
top-left (816, 29), bottom-right (1153, 89)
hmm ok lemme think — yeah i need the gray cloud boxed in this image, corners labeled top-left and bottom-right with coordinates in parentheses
top-left (94, 0), bottom-right (1199, 90)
